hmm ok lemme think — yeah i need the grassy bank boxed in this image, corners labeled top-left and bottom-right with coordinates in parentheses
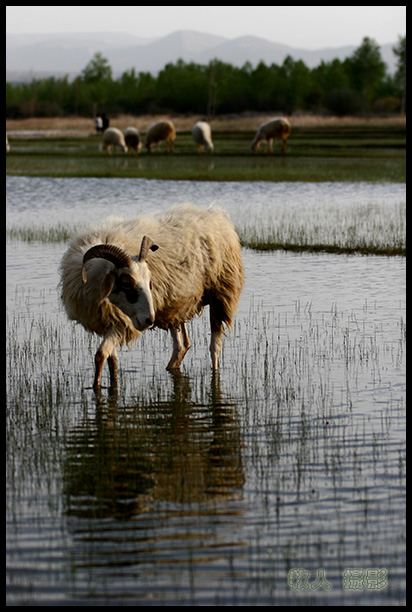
top-left (6, 115), bottom-right (406, 182)
top-left (6, 112), bottom-right (407, 133)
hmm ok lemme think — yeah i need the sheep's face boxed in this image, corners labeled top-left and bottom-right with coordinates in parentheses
top-left (108, 261), bottom-right (155, 331)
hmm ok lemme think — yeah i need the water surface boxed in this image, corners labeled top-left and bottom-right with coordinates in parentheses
top-left (6, 178), bottom-right (405, 605)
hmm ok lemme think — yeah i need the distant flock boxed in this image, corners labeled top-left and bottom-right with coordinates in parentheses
top-left (103, 117), bottom-right (291, 155)
top-left (6, 117), bottom-right (291, 154)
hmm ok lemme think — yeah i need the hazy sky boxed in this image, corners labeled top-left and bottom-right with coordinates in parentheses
top-left (6, 6), bottom-right (405, 49)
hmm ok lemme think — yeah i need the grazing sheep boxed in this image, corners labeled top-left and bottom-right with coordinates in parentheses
top-left (145, 120), bottom-right (176, 153)
top-left (60, 203), bottom-right (244, 390)
top-left (103, 127), bottom-right (128, 154)
top-left (124, 126), bottom-right (142, 154)
top-left (6, 134), bottom-right (10, 153)
top-left (250, 117), bottom-right (291, 153)
top-left (192, 121), bottom-right (214, 153)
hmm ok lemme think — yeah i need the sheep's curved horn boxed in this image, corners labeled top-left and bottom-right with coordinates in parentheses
top-left (82, 244), bottom-right (133, 283)
top-left (138, 235), bottom-right (159, 262)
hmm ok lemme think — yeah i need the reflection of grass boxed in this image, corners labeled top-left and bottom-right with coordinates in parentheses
top-left (7, 201), bottom-right (406, 256)
top-left (6, 125), bottom-right (406, 182)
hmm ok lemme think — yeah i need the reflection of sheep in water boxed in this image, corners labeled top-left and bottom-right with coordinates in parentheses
top-left (60, 203), bottom-right (244, 390)
top-left (103, 127), bottom-right (128, 154)
top-left (145, 120), bottom-right (176, 153)
top-left (124, 127), bottom-right (142, 154)
top-left (192, 121), bottom-right (214, 153)
top-left (250, 117), bottom-right (291, 153)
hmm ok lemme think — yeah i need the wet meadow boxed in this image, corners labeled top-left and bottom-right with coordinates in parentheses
top-left (6, 120), bottom-right (406, 605)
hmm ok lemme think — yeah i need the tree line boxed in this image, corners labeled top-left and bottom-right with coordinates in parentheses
top-left (6, 36), bottom-right (406, 119)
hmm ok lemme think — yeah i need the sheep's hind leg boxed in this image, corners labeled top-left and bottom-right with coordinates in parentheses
top-left (210, 328), bottom-right (223, 371)
top-left (209, 298), bottom-right (226, 370)
top-left (107, 350), bottom-right (118, 389)
top-left (166, 324), bottom-right (190, 370)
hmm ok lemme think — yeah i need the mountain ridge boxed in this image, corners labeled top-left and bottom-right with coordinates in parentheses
top-left (6, 29), bottom-right (398, 81)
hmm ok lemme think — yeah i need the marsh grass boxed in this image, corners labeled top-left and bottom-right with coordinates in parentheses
top-left (238, 201), bottom-right (406, 256)
top-left (7, 199), bottom-right (405, 256)
top-left (6, 222), bottom-right (78, 243)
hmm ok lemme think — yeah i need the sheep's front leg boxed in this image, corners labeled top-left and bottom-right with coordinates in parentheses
top-left (94, 350), bottom-right (106, 390)
top-left (166, 324), bottom-right (190, 370)
top-left (93, 334), bottom-right (118, 391)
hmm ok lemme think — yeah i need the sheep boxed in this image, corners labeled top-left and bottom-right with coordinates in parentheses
top-left (6, 134), bottom-right (10, 153)
top-left (59, 203), bottom-right (244, 390)
top-left (192, 121), bottom-right (214, 153)
top-left (124, 126), bottom-right (142, 154)
top-left (250, 117), bottom-right (291, 153)
top-left (145, 120), bottom-right (176, 153)
top-left (102, 127), bottom-right (128, 154)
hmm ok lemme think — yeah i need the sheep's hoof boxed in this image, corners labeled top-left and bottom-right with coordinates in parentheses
top-left (166, 363), bottom-right (181, 371)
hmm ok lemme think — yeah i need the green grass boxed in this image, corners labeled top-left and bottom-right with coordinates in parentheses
top-left (6, 126), bottom-right (406, 182)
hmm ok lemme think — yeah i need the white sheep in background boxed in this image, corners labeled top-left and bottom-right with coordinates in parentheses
top-left (124, 127), bottom-right (142, 154)
top-left (250, 117), bottom-right (291, 153)
top-left (102, 127), bottom-right (128, 154)
top-left (60, 203), bottom-right (244, 390)
top-left (192, 121), bottom-right (214, 153)
top-left (6, 134), bottom-right (10, 153)
top-left (145, 120), bottom-right (176, 153)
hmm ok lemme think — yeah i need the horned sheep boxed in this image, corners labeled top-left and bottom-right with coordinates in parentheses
top-left (124, 127), bottom-right (142, 154)
top-left (59, 203), bottom-right (244, 390)
top-left (192, 121), bottom-right (214, 153)
top-left (145, 120), bottom-right (176, 153)
top-left (250, 117), bottom-right (291, 153)
top-left (103, 127), bottom-right (128, 154)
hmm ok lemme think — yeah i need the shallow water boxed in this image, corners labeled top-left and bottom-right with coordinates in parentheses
top-left (6, 175), bottom-right (406, 228)
top-left (6, 178), bottom-right (406, 605)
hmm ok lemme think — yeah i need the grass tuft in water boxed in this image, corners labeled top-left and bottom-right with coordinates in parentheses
top-left (7, 199), bottom-right (406, 256)
top-left (237, 201), bottom-right (406, 256)
top-left (6, 223), bottom-right (78, 243)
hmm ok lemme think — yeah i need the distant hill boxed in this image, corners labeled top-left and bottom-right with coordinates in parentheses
top-left (6, 29), bottom-right (398, 82)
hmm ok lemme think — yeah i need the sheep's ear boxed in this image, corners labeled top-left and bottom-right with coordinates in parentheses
top-left (138, 236), bottom-right (159, 262)
top-left (100, 271), bottom-right (116, 300)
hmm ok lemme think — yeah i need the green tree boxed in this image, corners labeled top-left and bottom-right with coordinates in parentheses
top-left (81, 52), bottom-right (112, 83)
top-left (278, 56), bottom-right (312, 113)
top-left (344, 37), bottom-right (386, 109)
top-left (80, 52), bottom-right (113, 115)
top-left (393, 36), bottom-right (406, 114)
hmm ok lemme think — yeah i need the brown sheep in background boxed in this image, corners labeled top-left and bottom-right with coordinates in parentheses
top-left (124, 127), bottom-right (142, 154)
top-left (145, 120), bottom-right (176, 153)
top-left (250, 117), bottom-right (291, 153)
